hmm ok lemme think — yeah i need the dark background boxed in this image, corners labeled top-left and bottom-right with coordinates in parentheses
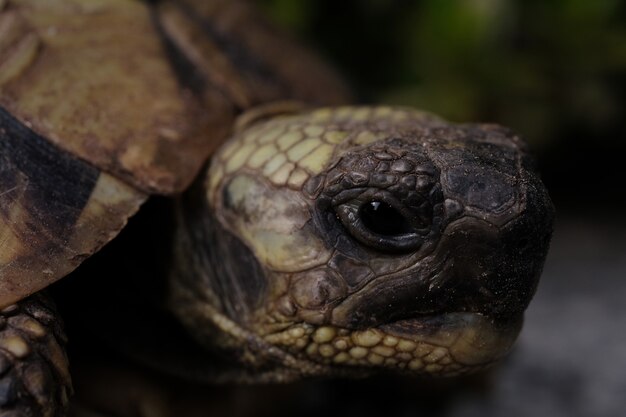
top-left (260, 0), bottom-right (626, 211)
top-left (251, 1), bottom-right (626, 416)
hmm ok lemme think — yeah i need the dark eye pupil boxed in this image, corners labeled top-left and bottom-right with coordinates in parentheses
top-left (359, 201), bottom-right (412, 236)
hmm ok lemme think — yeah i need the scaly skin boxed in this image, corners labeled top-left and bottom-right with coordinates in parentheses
top-left (171, 104), bottom-right (553, 380)
top-left (0, 294), bottom-right (71, 417)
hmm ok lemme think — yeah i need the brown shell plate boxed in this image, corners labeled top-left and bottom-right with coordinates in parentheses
top-left (0, 0), bottom-right (350, 306)
top-left (0, 0), bottom-right (349, 194)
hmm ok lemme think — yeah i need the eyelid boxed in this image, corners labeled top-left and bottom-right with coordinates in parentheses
top-left (334, 199), bottom-right (425, 253)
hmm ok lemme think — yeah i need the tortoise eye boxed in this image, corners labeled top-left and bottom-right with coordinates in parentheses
top-left (334, 198), bottom-right (425, 253)
top-left (359, 201), bottom-right (413, 237)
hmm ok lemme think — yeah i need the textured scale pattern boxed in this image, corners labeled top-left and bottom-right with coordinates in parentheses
top-left (208, 106), bottom-right (442, 197)
top-left (193, 105), bottom-right (542, 380)
top-left (263, 322), bottom-right (489, 376)
top-left (311, 140), bottom-right (444, 240)
top-left (0, 295), bottom-right (70, 417)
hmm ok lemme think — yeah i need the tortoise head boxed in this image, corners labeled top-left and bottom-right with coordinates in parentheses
top-left (171, 105), bottom-right (554, 380)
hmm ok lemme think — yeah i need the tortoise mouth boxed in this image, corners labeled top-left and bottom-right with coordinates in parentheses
top-left (263, 312), bottom-right (522, 376)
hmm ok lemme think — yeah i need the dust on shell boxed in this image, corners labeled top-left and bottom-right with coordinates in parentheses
top-left (263, 313), bottom-right (521, 376)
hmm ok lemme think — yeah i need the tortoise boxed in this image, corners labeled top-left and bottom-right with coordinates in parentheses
top-left (0, 0), bottom-right (554, 415)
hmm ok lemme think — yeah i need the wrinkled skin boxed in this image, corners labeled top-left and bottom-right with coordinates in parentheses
top-left (171, 105), bottom-right (554, 380)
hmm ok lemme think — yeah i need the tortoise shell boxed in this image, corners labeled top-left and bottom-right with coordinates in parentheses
top-left (0, 0), bottom-right (349, 307)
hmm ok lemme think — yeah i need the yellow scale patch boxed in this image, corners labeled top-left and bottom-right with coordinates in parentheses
top-left (212, 105), bottom-right (438, 195)
top-left (263, 324), bottom-right (476, 376)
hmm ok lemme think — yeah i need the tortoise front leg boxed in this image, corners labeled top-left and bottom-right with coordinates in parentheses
top-left (0, 294), bottom-right (71, 417)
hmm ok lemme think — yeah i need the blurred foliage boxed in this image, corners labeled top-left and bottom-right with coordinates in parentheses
top-left (260, 0), bottom-right (626, 206)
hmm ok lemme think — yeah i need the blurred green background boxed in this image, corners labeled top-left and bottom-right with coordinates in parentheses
top-left (260, 0), bottom-right (626, 210)
top-left (250, 5), bottom-right (626, 416)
